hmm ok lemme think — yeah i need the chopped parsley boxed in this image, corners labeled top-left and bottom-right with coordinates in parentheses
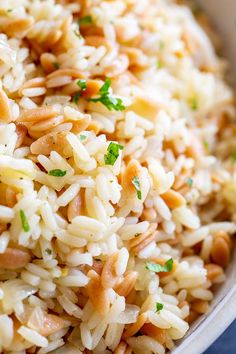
top-left (104, 142), bottom-right (124, 166)
top-left (72, 91), bottom-right (81, 104)
top-left (45, 248), bottom-right (52, 255)
top-left (231, 150), bottom-right (236, 161)
top-left (77, 79), bottom-right (87, 91)
top-left (186, 177), bottom-right (193, 188)
top-left (48, 169), bottom-right (67, 177)
top-left (156, 59), bottom-right (162, 69)
top-left (203, 140), bottom-right (209, 152)
top-left (132, 176), bottom-right (142, 200)
top-left (146, 258), bottom-right (174, 273)
top-left (79, 15), bottom-right (93, 25)
top-left (88, 78), bottom-right (126, 111)
top-left (79, 134), bottom-right (86, 141)
top-left (19, 209), bottom-right (30, 232)
top-left (53, 62), bottom-right (60, 69)
top-left (7, 9), bottom-right (13, 12)
top-left (189, 97), bottom-right (199, 111)
top-left (156, 302), bottom-right (164, 313)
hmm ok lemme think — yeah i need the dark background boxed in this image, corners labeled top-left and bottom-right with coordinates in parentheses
top-left (204, 320), bottom-right (236, 354)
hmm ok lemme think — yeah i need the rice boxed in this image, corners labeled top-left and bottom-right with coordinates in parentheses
top-left (0, 0), bottom-right (235, 353)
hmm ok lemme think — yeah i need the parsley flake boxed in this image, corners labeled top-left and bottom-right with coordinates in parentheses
top-left (20, 209), bottom-right (30, 232)
top-left (53, 62), bottom-right (60, 69)
top-left (48, 169), bottom-right (67, 177)
top-left (72, 91), bottom-right (81, 104)
top-left (189, 97), bottom-right (199, 111)
top-left (231, 150), bottom-right (236, 161)
top-left (77, 79), bottom-right (87, 91)
top-left (146, 258), bottom-right (174, 273)
top-left (45, 248), bottom-right (52, 255)
top-left (79, 135), bottom-right (86, 141)
top-left (132, 176), bottom-right (142, 200)
top-left (7, 9), bottom-right (13, 12)
top-left (104, 142), bottom-right (124, 166)
top-left (186, 177), bottom-right (193, 188)
top-left (203, 140), bottom-right (209, 152)
top-left (79, 15), bottom-right (93, 25)
top-left (88, 78), bottom-right (126, 111)
top-left (156, 302), bottom-right (164, 313)
top-left (156, 59), bottom-right (162, 69)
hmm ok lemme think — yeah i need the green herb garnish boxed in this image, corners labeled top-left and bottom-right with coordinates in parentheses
top-left (104, 142), bottom-right (124, 166)
top-left (20, 209), bottom-right (30, 232)
top-left (231, 150), bottom-right (236, 161)
top-left (132, 176), bottom-right (142, 200)
top-left (189, 97), bottom-right (199, 111)
top-left (48, 169), bottom-right (67, 177)
top-left (77, 79), bottom-right (87, 91)
top-left (79, 135), bottom-right (86, 141)
top-left (72, 91), bottom-right (81, 104)
top-left (156, 60), bottom-right (162, 69)
top-left (203, 140), bottom-right (209, 152)
top-left (7, 9), bottom-right (13, 12)
top-left (79, 15), bottom-right (93, 25)
top-left (45, 248), bottom-right (52, 255)
top-left (146, 258), bottom-right (174, 273)
top-left (156, 302), bottom-right (164, 313)
top-left (53, 62), bottom-right (60, 69)
top-left (88, 78), bottom-right (126, 111)
top-left (186, 177), bottom-right (193, 188)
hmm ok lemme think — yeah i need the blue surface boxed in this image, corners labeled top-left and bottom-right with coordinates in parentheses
top-left (204, 320), bottom-right (236, 354)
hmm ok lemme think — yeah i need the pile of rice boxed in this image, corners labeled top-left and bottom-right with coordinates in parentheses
top-left (0, 0), bottom-right (235, 353)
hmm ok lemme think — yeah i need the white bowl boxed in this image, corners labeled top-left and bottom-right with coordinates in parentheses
top-left (173, 1), bottom-right (236, 353)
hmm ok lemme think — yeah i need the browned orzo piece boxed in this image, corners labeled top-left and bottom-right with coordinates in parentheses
top-left (87, 120), bottom-right (101, 135)
top-left (185, 133), bottom-right (205, 160)
top-left (18, 77), bottom-right (46, 96)
top-left (46, 68), bottom-right (86, 81)
top-left (161, 189), bottom-right (186, 209)
top-left (15, 123), bottom-right (28, 148)
top-left (140, 207), bottom-right (157, 222)
top-left (121, 159), bottom-right (142, 198)
top-left (5, 187), bottom-right (17, 208)
top-left (122, 312), bottom-right (147, 340)
top-left (86, 270), bottom-right (110, 314)
top-left (211, 235), bottom-right (231, 268)
top-left (205, 263), bottom-right (224, 281)
top-left (40, 53), bottom-right (58, 73)
top-left (67, 190), bottom-right (84, 222)
top-left (214, 230), bottom-right (232, 249)
top-left (69, 115), bottom-right (91, 135)
top-left (114, 271), bottom-right (138, 297)
top-left (80, 79), bottom-right (101, 99)
top-left (0, 88), bottom-right (12, 123)
top-left (18, 106), bottom-right (61, 123)
top-left (28, 312), bottom-right (65, 336)
top-left (140, 323), bottom-right (167, 345)
top-left (3, 17), bottom-right (34, 38)
top-left (129, 223), bottom-right (157, 254)
top-left (0, 248), bottom-right (31, 269)
top-left (29, 115), bottom-right (64, 133)
top-left (101, 252), bottom-right (120, 289)
top-left (85, 35), bottom-right (112, 49)
top-left (187, 310), bottom-right (199, 324)
top-left (30, 131), bottom-right (71, 157)
top-left (191, 300), bottom-right (209, 314)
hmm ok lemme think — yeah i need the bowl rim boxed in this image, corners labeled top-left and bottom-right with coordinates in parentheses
top-left (173, 281), bottom-right (236, 354)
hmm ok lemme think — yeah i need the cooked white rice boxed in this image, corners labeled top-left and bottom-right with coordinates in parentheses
top-left (0, 0), bottom-right (235, 353)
